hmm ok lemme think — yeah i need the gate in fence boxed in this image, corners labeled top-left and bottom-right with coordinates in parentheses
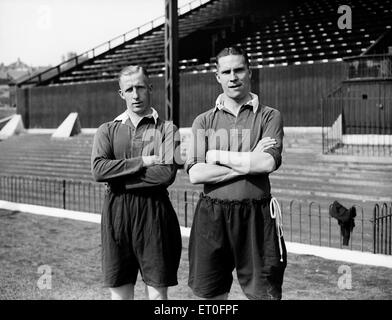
top-left (373, 203), bottom-right (392, 255)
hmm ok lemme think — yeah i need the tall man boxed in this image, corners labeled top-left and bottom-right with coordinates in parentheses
top-left (91, 65), bottom-right (182, 300)
top-left (185, 47), bottom-right (287, 300)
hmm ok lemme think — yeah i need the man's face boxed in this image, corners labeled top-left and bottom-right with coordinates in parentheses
top-left (119, 71), bottom-right (152, 116)
top-left (215, 54), bottom-right (252, 102)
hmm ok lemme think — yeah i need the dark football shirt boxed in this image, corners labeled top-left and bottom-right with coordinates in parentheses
top-left (91, 110), bottom-right (180, 190)
top-left (184, 93), bottom-right (284, 200)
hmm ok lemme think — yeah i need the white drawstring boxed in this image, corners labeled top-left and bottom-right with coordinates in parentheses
top-left (269, 197), bottom-right (284, 262)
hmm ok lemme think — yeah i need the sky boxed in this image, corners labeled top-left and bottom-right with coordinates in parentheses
top-left (0, 0), bottom-right (192, 66)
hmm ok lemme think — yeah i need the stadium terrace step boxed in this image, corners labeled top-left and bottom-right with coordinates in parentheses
top-left (78, 57), bottom-right (197, 76)
top-left (271, 172), bottom-right (392, 187)
top-left (0, 108), bottom-right (16, 120)
top-left (0, 169), bottom-right (93, 181)
top-left (278, 167), bottom-right (392, 181)
top-left (0, 156), bottom-right (91, 166)
top-left (283, 147), bottom-right (321, 154)
top-left (270, 187), bottom-right (391, 204)
top-left (0, 157), bottom-right (91, 166)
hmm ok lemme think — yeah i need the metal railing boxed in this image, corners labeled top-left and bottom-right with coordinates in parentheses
top-left (0, 175), bottom-right (104, 213)
top-left (1, 175), bottom-right (389, 254)
top-left (345, 54), bottom-right (392, 80)
top-left (16, 0), bottom-right (212, 87)
top-left (284, 200), bottom-right (370, 252)
top-left (373, 203), bottom-right (392, 255)
top-left (0, 175), bottom-right (197, 228)
top-left (321, 97), bottom-right (392, 156)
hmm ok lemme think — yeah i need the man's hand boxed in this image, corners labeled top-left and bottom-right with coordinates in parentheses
top-left (142, 155), bottom-right (161, 167)
top-left (254, 137), bottom-right (276, 152)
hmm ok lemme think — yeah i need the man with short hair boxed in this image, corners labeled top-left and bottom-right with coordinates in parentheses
top-left (185, 47), bottom-right (287, 300)
top-left (91, 65), bottom-right (182, 300)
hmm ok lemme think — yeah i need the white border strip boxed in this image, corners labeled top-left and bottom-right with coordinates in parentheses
top-left (343, 134), bottom-right (392, 145)
top-left (0, 200), bottom-right (101, 223)
top-left (284, 127), bottom-right (322, 134)
top-left (285, 242), bottom-right (392, 269)
top-left (0, 200), bottom-right (190, 239)
top-left (1, 200), bottom-right (391, 268)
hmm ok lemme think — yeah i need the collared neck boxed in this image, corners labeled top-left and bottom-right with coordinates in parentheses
top-left (214, 92), bottom-right (259, 114)
top-left (113, 108), bottom-right (159, 127)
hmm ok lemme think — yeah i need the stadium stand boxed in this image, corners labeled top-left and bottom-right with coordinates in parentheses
top-left (15, 0), bottom-right (392, 86)
top-left (12, 0), bottom-right (392, 132)
top-left (3, 0), bottom-right (390, 189)
top-left (17, 0), bottom-right (249, 86)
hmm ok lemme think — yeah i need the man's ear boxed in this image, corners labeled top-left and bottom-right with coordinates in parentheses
top-left (118, 89), bottom-right (125, 100)
top-left (148, 83), bottom-right (153, 92)
top-left (215, 71), bottom-right (221, 84)
top-left (248, 68), bottom-right (252, 79)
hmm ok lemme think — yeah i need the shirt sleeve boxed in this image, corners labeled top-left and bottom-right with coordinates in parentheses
top-left (261, 109), bottom-right (284, 170)
top-left (91, 123), bottom-right (144, 182)
top-left (121, 122), bottom-right (180, 189)
top-left (184, 114), bottom-right (207, 174)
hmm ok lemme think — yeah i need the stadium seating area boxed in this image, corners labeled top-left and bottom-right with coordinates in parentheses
top-left (237, 0), bottom-right (392, 67)
top-left (19, 0), bottom-right (241, 86)
top-left (17, 0), bottom-right (392, 86)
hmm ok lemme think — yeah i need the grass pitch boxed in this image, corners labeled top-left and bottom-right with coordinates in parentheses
top-left (1, 209), bottom-right (391, 300)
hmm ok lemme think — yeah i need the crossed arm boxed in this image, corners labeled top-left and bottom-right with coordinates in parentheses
top-left (188, 137), bottom-right (277, 184)
top-left (91, 123), bottom-right (178, 189)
